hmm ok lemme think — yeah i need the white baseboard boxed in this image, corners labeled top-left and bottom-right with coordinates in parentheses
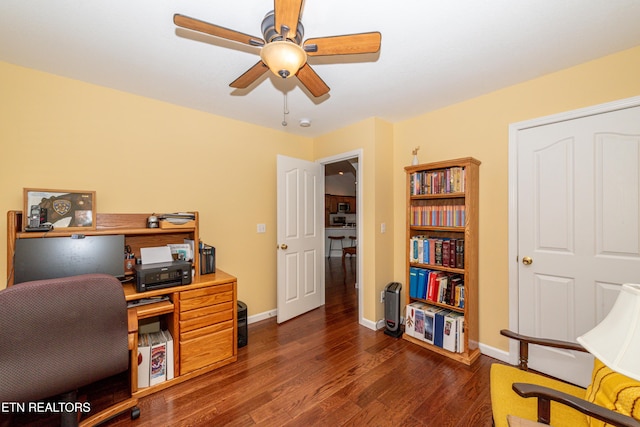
top-left (247, 309), bottom-right (277, 324)
top-left (479, 342), bottom-right (510, 364)
top-left (360, 317), bottom-right (378, 331)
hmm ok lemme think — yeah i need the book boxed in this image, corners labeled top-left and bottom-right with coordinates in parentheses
top-left (437, 273), bottom-right (449, 304)
top-left (452, 277), bottom-right (465, 308)
top-left (137, 333), bottom-right (151, 388)
top-left (442, 239), bottom-right (450, 267)
top-left (422, 237), bottom-right (430, 264)
top-left (442, 274), bottom-right (459, 305)
top-left (442, 311), bottom-right (458, 352)
top-left (423, 306), bottom-right (438, 345)
top-left (454, 313), bottom-right (465, 353)
top-left (455, 239), bottom-right (464, 269)
top-left (433, 309), bottom-right (450, 348)
top-left (450, 276), bottom-right (464, 307)
top-left (149, 331), bottom-right (167, 386)
top-left (417, 268), bottom-right (427, 300)
top-left (414, 305), bottom-right (426, 341)
top-left (405, 303), bottom-right (417, 337)
top-left (162, 330), bottom-right (174, 381)
top-left (449, 239), bottom-right (457, 268)
top-left (434, 239), bottom-right (443, 265)
top-left (450, 312), bottom-right (465, 353)
top-left (409, 267), bottom-right (419, 298)
top-left (427, 271), bottom-right (442, 302)
top-left (429, 239), bottom-right (436, 265)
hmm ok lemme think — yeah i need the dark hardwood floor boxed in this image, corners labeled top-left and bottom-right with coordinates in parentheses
top-left (6, 257), bottom-right (504, 426)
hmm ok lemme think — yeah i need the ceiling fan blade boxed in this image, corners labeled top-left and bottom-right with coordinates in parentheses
top-left (296, 63), bottom-right (330, 97)
top-left (274, 0), bottom-right (303, 40)
top-left (229, 61), bottom-right (269, 89)
top-left (304, 32), bottom-right (381, 56)
top-left (174, 14), bottom-right (265, 47)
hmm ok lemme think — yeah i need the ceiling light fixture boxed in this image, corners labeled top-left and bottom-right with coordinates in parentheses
top-left (260, 40), bottom-right (307, 79)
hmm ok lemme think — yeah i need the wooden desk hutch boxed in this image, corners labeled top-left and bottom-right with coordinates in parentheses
top-left (6, 211), bottom-right (237, 399)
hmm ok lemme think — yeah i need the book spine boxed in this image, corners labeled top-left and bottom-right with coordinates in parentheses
top-left (410, 167), bottom-right (466, 195)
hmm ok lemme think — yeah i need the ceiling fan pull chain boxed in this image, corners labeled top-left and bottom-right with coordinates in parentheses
top-left (282, 93), bottom-right (289, 126)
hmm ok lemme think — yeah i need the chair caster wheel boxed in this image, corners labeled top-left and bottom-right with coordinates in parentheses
top-left (131, 406), bottom-right (141, 420)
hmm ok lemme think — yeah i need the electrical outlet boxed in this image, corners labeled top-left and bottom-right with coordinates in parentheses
top-left (380, 290), bottom-right (385, 303)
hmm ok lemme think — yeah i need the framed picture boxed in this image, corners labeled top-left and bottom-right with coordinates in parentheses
top-left (23, 188), bottom-right (96, 230)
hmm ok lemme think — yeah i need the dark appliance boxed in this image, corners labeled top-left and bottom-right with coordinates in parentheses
top-left (133, 260), bottom-right (191, 292)
top-left (238, 301), bottom-right (248, 347)
top-left (13, 235), bottom-right (125, 284)
top-left (384, 282), bottom-right (403, 338)
top-left (337, 202), bottom-right (350, 213)
top-left (331, 216), bottom-right (346, 226)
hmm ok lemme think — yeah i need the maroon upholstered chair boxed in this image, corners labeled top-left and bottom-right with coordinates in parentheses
top-left (0, 274), bottom-right (139, 426)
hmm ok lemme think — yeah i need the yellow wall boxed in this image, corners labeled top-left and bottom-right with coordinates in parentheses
top-left (2, 44), bottom-right (640, 350)
top-left (393, 45), bottom-right (640, 350)
top-left (314, 118), bottom-right (395, 323)
top-left (0, 62), bottom-right (313, 317)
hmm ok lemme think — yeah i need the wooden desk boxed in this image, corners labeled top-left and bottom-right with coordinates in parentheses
top-left (126, 270), bottom-right (237, 398)
top-left (7, 210), bottom-right (238, 399)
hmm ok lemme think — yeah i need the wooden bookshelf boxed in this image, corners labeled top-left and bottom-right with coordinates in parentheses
top-left (404, 157), bottom-right (481, 365)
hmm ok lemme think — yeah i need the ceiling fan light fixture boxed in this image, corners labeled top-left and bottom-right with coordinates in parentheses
top-left (260, 41), bottom-right (307, 79)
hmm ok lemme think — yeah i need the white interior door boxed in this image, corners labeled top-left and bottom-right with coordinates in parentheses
top-left (276, 155), bottom-right (325, 323)
top-left (517, 105), bottom-right (640, 387)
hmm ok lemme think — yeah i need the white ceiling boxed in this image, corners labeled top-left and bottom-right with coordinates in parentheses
top-left (1, 1), bottom-right (639, 137)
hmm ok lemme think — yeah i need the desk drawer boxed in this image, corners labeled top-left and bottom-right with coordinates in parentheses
top-left (180, 326), bottom-right (234, 374)
top-left (180, 287), bottom-right (233, 312)
top-left (181, 319), bottom-right (233, 341)
top-left (179, 302), bottom-right (233, 333)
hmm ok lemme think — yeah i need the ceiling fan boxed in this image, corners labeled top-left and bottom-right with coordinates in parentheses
top-left (173, 0), bottom-right (381, 98)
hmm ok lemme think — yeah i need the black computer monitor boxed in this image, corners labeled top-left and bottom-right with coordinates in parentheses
top-left (13, 235), bottom-right (125, 284)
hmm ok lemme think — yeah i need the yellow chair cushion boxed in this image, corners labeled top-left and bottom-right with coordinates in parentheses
top-left (491, 363), bottom-right (589, 427)
top-left (585, 358), bottom-right (640, 427)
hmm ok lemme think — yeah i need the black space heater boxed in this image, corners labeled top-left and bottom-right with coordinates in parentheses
top-left (384, 282), bottom-right (403, 338)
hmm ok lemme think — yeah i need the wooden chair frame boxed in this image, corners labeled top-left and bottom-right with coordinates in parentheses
top-left (498, 329), bottom-right (640, 427)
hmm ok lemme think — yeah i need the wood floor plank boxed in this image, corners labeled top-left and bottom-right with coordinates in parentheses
top-left (27, 257), bottom-right (504, 426)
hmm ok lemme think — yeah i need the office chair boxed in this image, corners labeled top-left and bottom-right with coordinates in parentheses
top-left (0, 274), bottom-right (140, 426)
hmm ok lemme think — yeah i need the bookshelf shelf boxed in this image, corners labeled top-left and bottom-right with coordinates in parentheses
top-left (409, 262), bottom-right (464, 275)
top-left (404, 157), bottom-right (481, 365)
top-left (410, 192), bottom-right (466, 200)
top-left (409, 225), bottom-right (465, 233)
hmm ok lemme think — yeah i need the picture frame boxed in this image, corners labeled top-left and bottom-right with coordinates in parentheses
top-left (23, 188), bottom-right (96, 231)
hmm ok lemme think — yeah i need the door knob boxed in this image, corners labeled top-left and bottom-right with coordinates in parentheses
top-left (280, 244), bottom-right (288, 250)
top-left (522, 256), bottom-right (533, 265)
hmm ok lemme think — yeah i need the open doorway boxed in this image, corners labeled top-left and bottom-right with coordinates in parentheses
top-left (321, 151), bottom-right (362, 322)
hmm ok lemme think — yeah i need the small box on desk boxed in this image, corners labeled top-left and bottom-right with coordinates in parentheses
top-left (200, 244), bottom-right (215, 275)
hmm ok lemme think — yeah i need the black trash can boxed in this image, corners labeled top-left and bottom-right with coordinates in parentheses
top-left (238, 301), bottom-right (248, 347)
